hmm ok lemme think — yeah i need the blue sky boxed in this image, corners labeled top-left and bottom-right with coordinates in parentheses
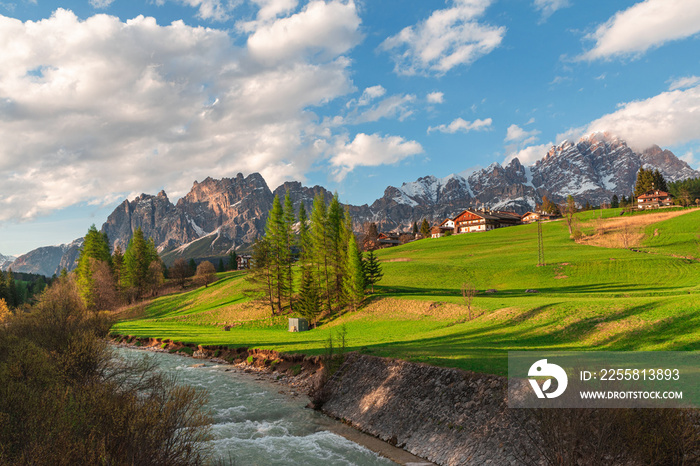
top-left (1, 0), bottom-right (700, 256)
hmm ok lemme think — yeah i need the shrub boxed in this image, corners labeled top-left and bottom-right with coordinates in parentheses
top-left (177, 347), bottom-right (194, 356)
top-left (246, 355), bottom-right (254, 364)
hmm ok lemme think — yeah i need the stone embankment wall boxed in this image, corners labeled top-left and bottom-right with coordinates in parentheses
top-left (320, 353), bottom-right (526, 466)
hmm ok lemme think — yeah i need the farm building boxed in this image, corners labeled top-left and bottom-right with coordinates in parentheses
top-left (377, 233), bottom-right (401, 247)
top-left (637, 190), bottom-right (674, 209)
top-left (431, 218), bottom-right (455, 238)
top-left (521, 211), bottom-right (558, 223)
top-left (236, 254), bottom-right (252, 269)
top-left (453, 209), bottom-right (522, 234)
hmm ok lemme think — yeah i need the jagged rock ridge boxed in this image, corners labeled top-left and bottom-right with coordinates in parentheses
top-left (12, 133), bottom-right (699, 274)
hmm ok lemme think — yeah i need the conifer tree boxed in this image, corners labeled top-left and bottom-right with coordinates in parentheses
top-left (611, 194), bottom-right (619, 208)
top-left (420, 219), bottom-right (430, 238)
top-left (0, 271), bottom-right (6, 304)
top-left (124, 227), bottom-right (156, 299)
top-left (363, 250), bottom-right (383, 294)
top-left (5, 269), bottom-right (17, 308)
top-left (298, 201), bottom-right (310, 263)
top-left (217, 258), bottom-right (225, 273)
top-left (188, 258), bottom-right (197, 275)
top-left (310, 193), bottom-right (331, 314)
top-left (265, 195), bottom-right (288, 314)
top-left (112, 245), bottom-right (124, 289)
top-left (344, 235), bottom-right (365, 312)
top-left (282, 191), bottom-right (296, 312)
top-left (297, 266), bottom-right (320, 325)
top-left (412, 222), bottom-right (418, 235)
top-left (76, 225), bottom-right (113, 309)
top-left (246, 237), bottom-right (275, 314)
top-left (327, 194), bottom-right (346, 313)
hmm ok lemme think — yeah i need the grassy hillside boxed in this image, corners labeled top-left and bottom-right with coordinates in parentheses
top-left (112, 208), bottom-right (700, 375)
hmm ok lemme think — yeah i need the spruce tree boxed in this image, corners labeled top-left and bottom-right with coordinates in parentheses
top-left (310, 193), bottom-right (331, 314)
top-left (188, 258), bottom-right (197, 275)
top-left (0, 271), bottom-right (6, 304)
top-left (420, 219), bottom-right (430, 238)
top-left (344, 235), bottom-right (365, 312)
top-left (298, 201), bottom-right (311, 263)
top-left (327, 194), bottom-right (346, 313)
top-left (363, 250), bottom-right (383, 294)
top-left (297, 266), bottom-right (320, 325)
top-left (611, 194), bottom-right (619, 208)
top-left (76, 225), bottom-right (113, 309)
top-left (5, 269), bottom-right (17, 308)
top-left (124, 227), bottom-right (154, 299)
top-left (217, 258), bottom-right (225, 273)
top-left (265, 195), bottom-right (288, 314)
top-left (282, 191), bottom-right (296, 312)
top-left (246, 237), bottom-right (275, 314)
top-left (112, 245), bottom-right (124, 289)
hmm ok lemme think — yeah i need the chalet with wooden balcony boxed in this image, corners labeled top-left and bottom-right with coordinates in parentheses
top-left (637, 190), bottom-right (674, 209)
top-left (453, 209), bottom-right (522, 234)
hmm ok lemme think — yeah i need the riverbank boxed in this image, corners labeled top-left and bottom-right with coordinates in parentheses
top-left (110, 337), bottom-right (434, 465)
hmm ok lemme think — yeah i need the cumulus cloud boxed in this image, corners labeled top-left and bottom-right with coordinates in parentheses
top-left (533, 0), bottom-right (570, 20)
top-left (0, 8), bottom-right (360, 222)
top-left (505, 124), bottom-right (540, 145)
top-left (379, 0), bottom-right (505, 76)
top-left (247, 0), bottom-right (361, 64)
top-left (427, 117), bottom-right (492, 134)
top-left (585, 84), bottom-right (700, 151)
top-left (426, 91), bottom-right (444, 103)
top-left (581, 0), bottom-right (700, 60)
top-left (329, 133), bottom-right (423, 181)
top-left (503, 142), bottom-right (553, 165)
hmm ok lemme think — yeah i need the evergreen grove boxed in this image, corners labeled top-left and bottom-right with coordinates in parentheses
top-left (247, 191), bottom-right (382, 323)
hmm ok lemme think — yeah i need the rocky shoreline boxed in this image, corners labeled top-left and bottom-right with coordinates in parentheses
top-left (110, 336), bottom-right (434, 465)
top-left (110, 335), bottom-right (529, 466)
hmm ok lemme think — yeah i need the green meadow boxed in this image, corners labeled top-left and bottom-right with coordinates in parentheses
top-left (112, 208), bottom-right (700, 376)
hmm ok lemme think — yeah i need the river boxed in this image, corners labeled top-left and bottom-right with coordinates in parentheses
top-left (116, 347), bottom-right (396, 465)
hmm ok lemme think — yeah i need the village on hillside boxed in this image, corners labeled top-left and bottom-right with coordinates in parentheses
top-left (369, 188), bottom-right (679, 250)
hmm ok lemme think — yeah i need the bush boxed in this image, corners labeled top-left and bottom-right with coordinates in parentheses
top-left (0, 276), bottom-right (212, 464)
top-left (246, 355), bottom-right (254, 364)
top-left (288, 364), bottom-right (302, 376)
top-left (177, 347), bottom-right (194, 356)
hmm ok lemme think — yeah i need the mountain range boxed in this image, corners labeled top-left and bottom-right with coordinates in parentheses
top-left (3, 133), bottom-right (698, 276)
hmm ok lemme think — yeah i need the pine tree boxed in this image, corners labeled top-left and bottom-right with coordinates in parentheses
top-left (112, 245), bottom-right (124, 289)
top-left (124, 227), bottom-right (155, 299)
top-left (298, 201), bottom-right (311, 263)
top-left (188, 258), bottom-right (197, 275)
top-left (344, 235), bottom-right (365, 312)
top-left (282, 191), bottom-right (296, 312)
top-left (363, 250), bottom-right (383, 294)
top-left (246, 238), bottom-right (275, 314)
top-left (296, 266), bottom-right (320, 325)
top-left (0, 271), bottom-right (6, 304)
top-left (217, 258), bottom-right (225, 273)
top-left (327, 194), bottom-right (346, 313)
top-left (76, 225), bottom-right (113, 310)
top-left (420, 219), bottom-right (430, 238)
top-left (310, 193), bottom-right (331, 314)
top-left (611, 194), bottom-right (619, 208)
top-left (265, 194), bottom-right (288, 315)
top-left (412, 222), bottom-right (418, 235)
top-left (5, 269), bottom-right (17, 308)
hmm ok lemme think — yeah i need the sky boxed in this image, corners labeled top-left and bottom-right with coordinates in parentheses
top-left (1, 0), bottom-right (700, 256)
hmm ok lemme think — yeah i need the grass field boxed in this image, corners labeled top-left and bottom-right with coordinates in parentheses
top-left (112, 208), bottom-right (700, 376)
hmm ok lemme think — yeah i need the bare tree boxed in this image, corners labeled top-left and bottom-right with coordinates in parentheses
top-left (92, 259), bottom-right (121, 311)
top-left (195, 261), bottom-right (216, 288)
top-left (461, 281), bottom-right (477, 321)
top-left (170, 258), bottom-right (189, 289)
top-left (561, 195), bottom-right (577, 235)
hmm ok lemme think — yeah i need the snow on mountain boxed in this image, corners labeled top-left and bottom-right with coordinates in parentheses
top-left (0, 253), bottom-right (16, 271)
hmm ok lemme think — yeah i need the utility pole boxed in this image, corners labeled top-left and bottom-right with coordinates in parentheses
top-left (537, 217), bottom-right (545, 267)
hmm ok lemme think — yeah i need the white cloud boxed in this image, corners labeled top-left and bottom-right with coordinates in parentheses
top-left (581, 0), bottom-right (700, 60)
top-left (586, 84), bottom-right (700, 151)
top-left (503, 142), bottom-right (553, 165)
top-left (505, 124), bottom-right (540, 145)
top-left (155, 0), bottom-right (236, 21)
top-left (329, 133), bottom-right (423, 180)
top-left (89, 0), bottom-right (115, 8)
top-left (380, 0), bottom-right (505, 76)
top-left (533, 0), bottom-right (570, 20)
top-left (668, 75), bottom-right (700, 91)
top-left (247, 0), bottom-right (361, 64)
top-left (426, 91), bottom-right (444, 104)
top-left (427, 117), bottom-right (492, 134)
top-left (354, 94), bottom-right (416, 123)
top-left (357, 85), bottom-right (386, 106)
top-left (0, 8), bottom-right (360, 222)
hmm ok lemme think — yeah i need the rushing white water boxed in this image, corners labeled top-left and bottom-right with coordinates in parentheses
top-left (116, 347), bottom-right (395, 465)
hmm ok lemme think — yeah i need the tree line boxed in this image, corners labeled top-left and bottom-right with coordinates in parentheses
top-left (247, 191), bottom-right (382, 323)
top-left (0, 270), bottom-right (48, 310)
